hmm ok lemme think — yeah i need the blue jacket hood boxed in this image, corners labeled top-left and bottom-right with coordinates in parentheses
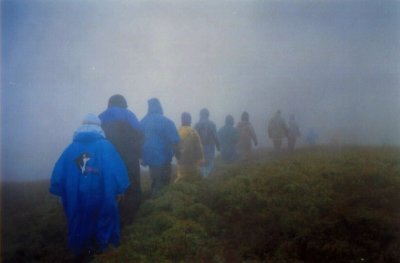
top-left (147, 98), bottom-right (163, 115)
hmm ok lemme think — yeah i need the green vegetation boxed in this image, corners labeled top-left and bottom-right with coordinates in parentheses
top-left (2, 147), bottom-right (400, 262)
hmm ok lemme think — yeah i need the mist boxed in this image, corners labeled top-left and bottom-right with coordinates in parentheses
top-left (2, 0), bottom-right (399, 181)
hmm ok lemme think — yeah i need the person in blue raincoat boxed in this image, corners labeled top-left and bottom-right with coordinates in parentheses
top-left (49, 114), bottom-right (130, 259)
top-left (194, 108), bottom-right (220, 177)
top-left (140, 98), bottom-right (180, 197)
top-left (218, 115), bottom-right (239, 163)
top-left (99, 94), bottom-right (144, 226)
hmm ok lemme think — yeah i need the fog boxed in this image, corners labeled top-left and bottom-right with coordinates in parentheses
top-left (2, 0), bottom-right (399, 181)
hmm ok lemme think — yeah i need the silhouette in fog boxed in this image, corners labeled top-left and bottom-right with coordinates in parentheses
top-left (194, 108), bottom-right (220, 177)
top-left (99, 94), bottom-right (144, 226)
top-left (218, 115), bottom-right (239, 163)
top-left (175, 112), bottom-right (204, 183)
top-left (305, 128), bottom-right (319, 146)
top-left (268, 110), bottom-right (288, 152)
top-left (287, 114), bottom-right (301, 151)
top-left (49, 114), bottom-right (130, 259)
top-left (140, 98), bottom-right (180, 196)
top-left (236, 111), bottom-right (258, 160)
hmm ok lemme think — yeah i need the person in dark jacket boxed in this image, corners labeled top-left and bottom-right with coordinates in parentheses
top-left (140, 98), bottom-right (180, 197)
top-left (99, 94), bottom-right (143, 225)
top-left (50, 114), bottom-right (130, 259)
top-left (194, 108), bottom-right (220, 177)
top-left (218, 115), bottom-right (239, 163)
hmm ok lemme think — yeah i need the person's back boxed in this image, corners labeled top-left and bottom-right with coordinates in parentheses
top-left (236, 112), bottom-right (258, 159)
top-left (176, 112), bottom-right (204, 182)
top-left (268, 110), bottom-right (288, 152)
top-left (218, 115), bottom-right (239, 163)
top-left (194, 108), bottom-right (220, 177)
top-left (287, 114), bottom-right (301, 151)
top-left (50, 114), bottom-right (130, 259)
top-left (268, 111), bottom-right (287, 139)
top-left (195, 121), bottom-right (218, 148)
top-left (99, 94), bottom-right (143, 225)
top-left (140, 98), bottom-right (180, 196)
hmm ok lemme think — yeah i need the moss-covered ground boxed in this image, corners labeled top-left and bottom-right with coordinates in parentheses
top-left (2, 146), bottom-right (400, 262)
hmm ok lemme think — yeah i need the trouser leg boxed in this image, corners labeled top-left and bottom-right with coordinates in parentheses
top-left (150, 163), bottom-right (171, 197)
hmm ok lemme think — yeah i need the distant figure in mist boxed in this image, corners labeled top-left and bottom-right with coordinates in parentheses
top-left (194, 108), bottom-right (220, 177)
top-left (140, 98), bottom-right (180, 197)
top-left (268, 110), bottom-right (288, 152)
top-left (99, 94), bottom-right (144, 226)
top-left (175, 112), bottom-right (204, 183)
top-left (218, 115), bottom-right (239, 163)
top-left (305, 128), bottom-right (318, 146)
top-left (236, 111), bottom-right (258, 160)
top-left (49, 114), bottom-right (130, 259)
top-left (287, 114), bottom-right (301, 152)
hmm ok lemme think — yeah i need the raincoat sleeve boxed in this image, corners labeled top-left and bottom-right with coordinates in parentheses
top-left (126, 111), bottom-right (143, 132)
top-left (165, 120), bottom-right (180, 145)
top-left (212, 123), bottom-right (220, 151)
top-left (49, 149), bottom-right (68, 197)
top-left (250, 124), bottom-right (258, 145)
top-left (193, 130), bottom-right (204, 162)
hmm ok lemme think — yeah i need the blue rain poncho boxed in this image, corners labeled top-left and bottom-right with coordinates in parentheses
top-left (140, 98), bottom-right (180, 167)
top-left (49, 129), bottom-right (130, 255)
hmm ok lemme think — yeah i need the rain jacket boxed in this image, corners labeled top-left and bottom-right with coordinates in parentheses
top-left (175, 126), bottom-right (204, 182)
top-left (140, 98), bottom-right (180, 167)
top-left (177, 126), bottom-right (203, 166)
top-left (218, 118), bottom-right (239, 163)
top-left (99, 106), bottom-right (143, 160)
top-left (49, 130), bottom-right (130, 255)
top-left (236, 120), bottom-right (258, 158)
top-left (194, 117), bottom-right (219, 164)
top-left (268, 114), bottom-right (288, 139)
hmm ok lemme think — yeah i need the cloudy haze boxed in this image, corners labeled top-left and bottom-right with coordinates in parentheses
top-left (2, 0), bottom-right (399, 181)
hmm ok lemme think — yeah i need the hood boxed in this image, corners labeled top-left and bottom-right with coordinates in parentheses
top-left (199, 108), bottom-right (209, 120)
top-left (73, 124), bottom-right (105, 141)
top-left (108, 94), bottom-right (128, 108)
top-left (73, 130), bottom-right (104, 143)
top-left (147, 98), bottom-right (163, 115)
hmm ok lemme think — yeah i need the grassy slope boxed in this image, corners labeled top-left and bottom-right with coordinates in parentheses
top-left (2, 146), bottom-right (400, 262)
top-left (1, 180), bottom-right (74, 262)
top-left (97, 147), bottom-right (400, 263)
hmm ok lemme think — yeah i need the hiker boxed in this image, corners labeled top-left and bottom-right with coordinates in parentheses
top-left (287, 114), bottom-right (301, 151)
top-left (305, 128), bottom-right (318, 146)
top-left (194, 108), bottom-right (220, 177)
top-left (267, 110), bottom-right (288, 152)
top-left (99, 94), bottom-right (144, 226)
top-left (49, 114), bottom-right (130, 259)
top-left (218, 115), bottom-right (239, 163)
top-left (236, 111), bottom-right (258, 160)
top-left (175, 112), bottom-right (204, 183)
top-left (140, 98), bottom-right (180, 197)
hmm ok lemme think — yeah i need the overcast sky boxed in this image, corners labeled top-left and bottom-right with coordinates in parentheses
top-left (2, 0), bottom-right (399, 181)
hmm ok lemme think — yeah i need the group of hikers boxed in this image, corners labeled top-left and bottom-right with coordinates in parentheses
top-left (49, 94), bottom-right (302, 261)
